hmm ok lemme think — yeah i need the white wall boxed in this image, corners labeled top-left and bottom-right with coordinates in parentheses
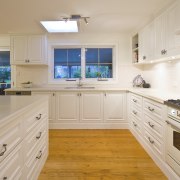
top-left (15, 33), bottom-right (143, 88)
top-left (142, 60), bottom-right (180, 93)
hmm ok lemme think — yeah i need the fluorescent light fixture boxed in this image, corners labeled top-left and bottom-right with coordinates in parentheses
top-left (40, 21), bottom-right (78, 33)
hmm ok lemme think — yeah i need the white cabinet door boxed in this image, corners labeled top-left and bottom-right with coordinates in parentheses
top-left (139, 21), bottom-right (155, 62)
top-left (11, 35), bottom-right (47, 65)
top-left (32, 92), bottom-right (56, 122)
top-left (11, 36), bottom-right (27, 64)
top-left (80, 92), bottom-right (103, 122)
top-left (56, 92), bottom-right (80, 122)
top-left (104, 92), bottom-right (126, 122)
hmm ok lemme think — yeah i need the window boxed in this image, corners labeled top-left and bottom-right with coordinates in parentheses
top-left (0, 51), bottom-right (11, 88)
top-left (85, 48), bottom-right (112, 78)
top-left (50, 45), bottom-right (115, 83)
top-left (54, 48), bottom-right (81, 79)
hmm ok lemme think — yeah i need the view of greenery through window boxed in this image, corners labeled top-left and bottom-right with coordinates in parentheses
top-left (0, 51), bottom-right (11, 88)
top-left (54, 47), bottom-right (113, 79)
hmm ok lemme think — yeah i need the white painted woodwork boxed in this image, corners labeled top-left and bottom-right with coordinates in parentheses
top-left (104, 92), bottom-right (126, 122)
top-left (11, 35), bottom-right (47, 65)
top-left (0, 97), bottom-right (48, 180)
top-left (139, 21), bottom-right (155, 62)
top-left (32, 92), bottom-right (56, 122)
top-left (56, 92), bottom-right (80, 122)
top-left (80, 92), bottom-right (103, 122)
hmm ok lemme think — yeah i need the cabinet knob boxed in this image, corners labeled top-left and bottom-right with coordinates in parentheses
top-left (36, 151), bottom-right (42, 159)
top-left (36, 132), bottom-right (42, 139)
top-left (133, 110), bottom-right (137, 115)
top-left (148, 137), bottom-right (154, 144)
top-left (148, 106), bottom-right (154, 112)
top-left (148, 122), bottom-right (154, 128)
top-left (3, 177), bottom-right (7, 180)
top-left (133, 122), bottom-right (137, 127)
top-left (0, 144), bottom-right (7, 156)
top-left (143, 56), bottom-right (146, 60)
top-left (133, 99), bottom-right (137, 103)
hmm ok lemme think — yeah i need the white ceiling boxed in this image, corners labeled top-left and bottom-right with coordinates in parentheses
top-left (0, 0), bottom-right (175, 34)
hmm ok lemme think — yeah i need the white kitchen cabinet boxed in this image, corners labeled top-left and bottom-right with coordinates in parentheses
top-left (80, 92), bottom-right (103, 122)
top-left (0, 97), bottom-right (48, 180)
top-left (139, 21), bottom-right (155, 62)
top-left (104, 92), bottom-right (126, 122)
top-left (11, 35), bottom-right (47, 65)
top-left (32, 92), bottom-right (56, 122)
top-left (56, 92), bottom-right (80, 122)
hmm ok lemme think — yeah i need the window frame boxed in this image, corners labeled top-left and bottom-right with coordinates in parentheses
top-left (48, 43), bottom-right (118, 85)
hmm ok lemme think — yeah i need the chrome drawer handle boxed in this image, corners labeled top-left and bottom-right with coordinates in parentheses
top-left (133, 122), bottom-right (137, 127)
top-left (3, 177), bottom-right (7, 180)
top-left (148, 122), bottom-right (154, 128)
top-left (36, 132), bottom-right (42, 139)
top-left (148, 137), bottom-right (154, 144)
top-left (133, 110), bottom-right (137, 115)
top-left (133, 99), bottom-right (137, 103)
top-left (36, 114), bottom-right (42, 120)
top-left (0, 144), bottom-right (7, 156)
top-left (148, 107), bottom-right (154, 112)
top-left (36, 151), bottom-right (42, 159)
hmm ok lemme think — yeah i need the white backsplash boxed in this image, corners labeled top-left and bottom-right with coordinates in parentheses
top-left (142, 60), bottom-right (180, 93)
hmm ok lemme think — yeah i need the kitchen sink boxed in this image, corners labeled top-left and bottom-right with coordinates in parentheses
top-left (65, 86), bottom-right (95, 89)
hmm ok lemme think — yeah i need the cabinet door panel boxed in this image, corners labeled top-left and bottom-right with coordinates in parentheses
top-left (28, 36), bottom-right (43, 63)
top-left (11, 36), bottom-right (27, 64)
top-left (56, 92), bottom-right (79, 122)
top-left (104, 93), bottom-right (126, 122)
top-left (80, 92), bottom-right (103, 122)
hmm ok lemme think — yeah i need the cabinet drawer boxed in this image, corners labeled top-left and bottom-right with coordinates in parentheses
top-left (144, 114), bottom-right (164, 141)
top-left (130, 106), bottom-right (142, 121)
top-left (0, 121), bottom-right (23, 162)
top-left (144, 130), bottom-right (164, 158)
top-left (130, 116), bottom-right (142, 136)
top-left (24, 121), bottom-right (47, 161)
top-left (23, 105), bottom-right (47, 135)
top-left (130, 93), bottom-right (143, 109)
top-left (0, 144), bottom-right (23, 180)
top-left (24, 135), bottom-right (47, 180)
top-left (143, 98), bottom-right (164, 120)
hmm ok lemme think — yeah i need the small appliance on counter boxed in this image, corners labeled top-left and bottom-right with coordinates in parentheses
top-left (132, 75), bottom-right (150, 88)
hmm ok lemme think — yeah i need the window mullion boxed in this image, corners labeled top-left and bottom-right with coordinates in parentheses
top-left (81, 47), bottom-right (85, 79)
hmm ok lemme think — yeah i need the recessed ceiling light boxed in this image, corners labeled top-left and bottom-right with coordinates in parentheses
top-left (40, 21), bottom-right (78, 33)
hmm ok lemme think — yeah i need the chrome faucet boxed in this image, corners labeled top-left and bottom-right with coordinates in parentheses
top-left (77, 77), bottom-right (83, 87)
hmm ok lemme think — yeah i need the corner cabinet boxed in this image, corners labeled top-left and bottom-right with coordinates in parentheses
top-left (10, 35), bottom-right (47, 65)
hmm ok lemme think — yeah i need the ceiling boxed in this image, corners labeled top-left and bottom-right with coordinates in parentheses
top-left (0, 0), bottom-right (175, 34)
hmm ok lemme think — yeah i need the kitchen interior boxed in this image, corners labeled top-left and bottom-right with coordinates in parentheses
top-left (0, 0), bottom-right (180, 179)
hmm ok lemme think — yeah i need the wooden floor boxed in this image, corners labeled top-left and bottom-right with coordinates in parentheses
top-left (39, 130), bottom-right (167, 180)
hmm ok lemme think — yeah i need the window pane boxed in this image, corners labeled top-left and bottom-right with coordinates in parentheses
top-left (54, 49), bottom-right (67, 65)
top-left (0, 51), bottom-right (11, 87)
top-left (99, 65), bottom-right (112, 78)
top-left (68, 49), bottom-right (81, 64)
top-left (85, 48), bottom-right (98, 64)
top-left (99, 48), bottom-right (112, 63)
top-left (54, 66), bottom-right (68, 79)
top-left (86, 65), bottom-right (99, 78)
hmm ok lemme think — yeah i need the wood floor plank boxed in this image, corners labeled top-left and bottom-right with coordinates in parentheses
top-left (38, 130), bottom-right (167, 180)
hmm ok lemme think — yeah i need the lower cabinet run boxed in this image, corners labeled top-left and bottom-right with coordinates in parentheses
top-left (0, 98), bottom-right (48, 180)
top-left (32, 90), bottom-right (127, 129)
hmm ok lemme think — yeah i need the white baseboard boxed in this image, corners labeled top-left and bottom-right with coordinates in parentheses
top-left (49, 123), bottom-right (128, 129)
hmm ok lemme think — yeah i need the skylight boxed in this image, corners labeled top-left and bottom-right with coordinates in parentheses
top-left (40, 21), bottom-right (78, 33)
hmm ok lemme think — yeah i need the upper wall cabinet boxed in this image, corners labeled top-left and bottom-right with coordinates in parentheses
top-left (139, 21), bottom-right (155, 62)
top-left (134, 0), bottom-right (180, 64)
top-left (10, 35), bottom-right (47, 65)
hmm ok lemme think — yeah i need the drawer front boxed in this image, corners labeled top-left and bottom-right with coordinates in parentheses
top-left (24, 135), bottom-right (47, 180)
top-left (24, 121), bottom-right (47, 161)
top-left (130, 116), bottom-right (142, 136)
top-left (23, 105), bottom-right (47, 135)
top-left (0, 122), bottom-right (22, 162)
top-left (143, 99), bottom-right (164, 120)
top-left (144, 114), bottom-right (164, 141)
top-left (144, 130), bottom-right (164, 158)
top-left (130, 106), bottom-right (142, 121)
top-left (130, 93), bottom-right (142, 109)
top-left (0, 144), bottom-right (23, 180)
